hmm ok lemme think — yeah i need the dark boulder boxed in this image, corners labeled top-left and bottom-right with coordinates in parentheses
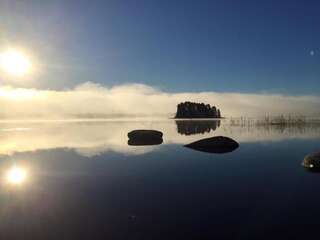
top-left (184, 136), bottom-right (239, 154)
top-left (302, 151), bottom-right (320, 171)
top-left (128, 130), bottom-right (163, 139)
top-left (128, 130), bottom-right (163, 146)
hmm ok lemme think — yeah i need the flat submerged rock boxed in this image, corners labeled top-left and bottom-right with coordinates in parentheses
top-left (303, 151), bottom-right (320, 171)
top-left (185, 136), bottom-right (239, 154)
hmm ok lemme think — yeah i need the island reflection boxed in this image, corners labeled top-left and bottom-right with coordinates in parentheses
top-left (175, 120), bottom-right (220, 135)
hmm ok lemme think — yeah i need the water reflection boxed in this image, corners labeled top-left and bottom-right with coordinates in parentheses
top-left (128, 138), bottom-right (163, 146)
top-left (1, 121), bottom-right (320, 239)
top-left (175, 120), bottom-right (220, 135)
top-left (0, 120), bottom-right (319, 157)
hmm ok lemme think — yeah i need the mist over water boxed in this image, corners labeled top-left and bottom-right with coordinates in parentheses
top-left (0, 82), bottom-right (320, 119)
top-left (0, 119), bottom-right (319, 157)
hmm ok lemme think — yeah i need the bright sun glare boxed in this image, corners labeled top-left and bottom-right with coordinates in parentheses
top-left (6, 166), bottom-right (27, 184)
top-left (0, 49), bottom-right (32, 76)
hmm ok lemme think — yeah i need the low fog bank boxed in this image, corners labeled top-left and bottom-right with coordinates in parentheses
top-left (1, 120), bottom-right (320, 157)
top-left (0, 82), bottom-right (319, 118)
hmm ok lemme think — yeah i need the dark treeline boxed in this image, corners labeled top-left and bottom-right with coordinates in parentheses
top-left (175, 101), bottom-right (221, 118)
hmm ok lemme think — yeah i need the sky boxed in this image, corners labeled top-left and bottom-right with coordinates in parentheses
top-left (0, 0), bottom-right (319, 117)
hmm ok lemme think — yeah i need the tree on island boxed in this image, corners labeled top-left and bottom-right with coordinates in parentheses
top-left (175, 101), bottom-right (222, 119)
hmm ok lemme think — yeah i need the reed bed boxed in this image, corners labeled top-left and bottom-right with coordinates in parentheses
top-left (229, 115), bottom-right (319, 127)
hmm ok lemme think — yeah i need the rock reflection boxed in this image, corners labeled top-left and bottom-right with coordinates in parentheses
top-left (175, 120), bottom-right (220, 135)
top-left (128, 138), bottom-right (163, 146)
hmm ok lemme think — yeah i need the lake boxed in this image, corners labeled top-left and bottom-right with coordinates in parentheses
top-left (0, 119), bottom-right (320, 239)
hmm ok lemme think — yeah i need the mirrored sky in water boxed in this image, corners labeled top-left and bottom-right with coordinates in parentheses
top-left (1, 120), bottom-right (320, 239)
top-left (0, 119), bottom-right (319, 157)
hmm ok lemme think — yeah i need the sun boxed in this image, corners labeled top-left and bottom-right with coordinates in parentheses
top-left (6, 166), bottom-right (27, 185)
top-left (0, 49), bottom-right (32, 76)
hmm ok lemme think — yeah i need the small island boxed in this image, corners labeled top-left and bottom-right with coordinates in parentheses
top-left (175, 101), bottom-right (222, 119)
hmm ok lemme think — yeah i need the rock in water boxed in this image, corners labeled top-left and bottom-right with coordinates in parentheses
top-left (128, 130), bottom-right (163, 146)
top-left (185, 136), bottom-right (239, 154)
top-left (128, 130), bottom-right (163, 139)
top-left (303, 151), bottom-right (320, 170)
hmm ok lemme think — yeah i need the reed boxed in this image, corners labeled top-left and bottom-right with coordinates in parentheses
top-left (229, 115), bottom-right (312, 127)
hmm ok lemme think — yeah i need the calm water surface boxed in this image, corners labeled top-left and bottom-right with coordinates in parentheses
top-left (0, 119), bottom-right (320, 239)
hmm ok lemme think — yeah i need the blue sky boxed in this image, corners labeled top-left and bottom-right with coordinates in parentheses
top-left (0, 0), bottom-right (319, 94)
